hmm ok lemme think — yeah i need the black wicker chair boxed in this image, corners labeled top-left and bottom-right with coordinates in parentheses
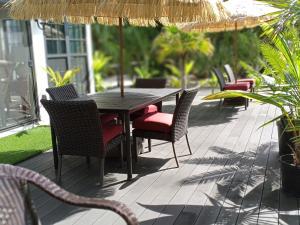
top-left (132, 78), bottom-right (167, 150)
top-left (40, 99), bottom-right (124, 186)
top-left (212, 68), bottom-right (250, 110)
top-left (46, 84), bottom-right (78, 100)
top-left (46, 84), bottom-right (118, 124)
top-left (0, 164), bottom-right (138, 225)
top-left (132, 88), bottom-right (198, 167)
top-left (134, 78), bottom-right (167, 89)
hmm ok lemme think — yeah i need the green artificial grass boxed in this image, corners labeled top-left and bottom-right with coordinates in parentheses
top-left (0, 126), bottom-right (52, 164)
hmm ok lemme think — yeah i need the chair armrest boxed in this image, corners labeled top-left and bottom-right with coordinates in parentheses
top-left (0, 165), bottom-right (138, 225)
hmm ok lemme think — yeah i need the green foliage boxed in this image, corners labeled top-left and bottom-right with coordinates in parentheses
top-left (0, 126), bottom-right (51, 164)
top-left (239, 60), bottom-right (263, 89)
top-left (153, 26), bottom-right (214, 62)
top-left (153, 26), bottom-right (214, 88)
top-left (261, 0), bottom-right (300, 34)
top-left (93, 51), bottom-right (111, 92)
top-left (199, 76), bottom-right (218, 93)
top-left (45, 67), bottom-right (80, 87)
top-left (92, 24), bottom-right (160, 76)
top-left (166, 60), bottom-right (196, 88)
top-left (134, 65), bottom-right (159, 79)
top-left (93, 51), bottom-right (111, 76)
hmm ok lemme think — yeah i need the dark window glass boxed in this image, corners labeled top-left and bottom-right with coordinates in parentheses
top-left (0, 20), bottom-right (37, 131)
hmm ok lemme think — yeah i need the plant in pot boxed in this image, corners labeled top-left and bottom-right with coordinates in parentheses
top-left (45, 67), bottom-right (81, 87)
top-left (204, 25), bottom-right (300, 196)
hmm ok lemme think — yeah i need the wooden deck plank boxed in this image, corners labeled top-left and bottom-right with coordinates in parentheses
top-left (16, 92), bottom-right (299, 225)
top-left (211, 103), bottom-right (267, 225)
top-left (192, 104), bottom-right (266, 225)
top-left (235, 105), bottom-right (277, 225)
top-left (99, 102), bottom-right (233, 225)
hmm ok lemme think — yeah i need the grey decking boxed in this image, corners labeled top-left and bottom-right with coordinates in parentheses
top-left (18, 90), bottom-right (299, 225)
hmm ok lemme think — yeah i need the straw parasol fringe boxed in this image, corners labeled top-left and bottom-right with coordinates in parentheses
top-left (179, 15), bottom-right (276, 32)
top-left (6, 0), bottom-right (229, 24)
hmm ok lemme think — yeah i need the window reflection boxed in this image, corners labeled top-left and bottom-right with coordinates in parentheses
top-left (0, 20), bottom-right (36, 130)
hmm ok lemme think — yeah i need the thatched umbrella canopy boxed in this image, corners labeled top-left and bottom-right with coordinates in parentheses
top-left (4, 0), bottom-right (230, 96)
top-left (178, 0), bottom-right (278, 32)
top-left (174, 0), bottom-right (279, 73)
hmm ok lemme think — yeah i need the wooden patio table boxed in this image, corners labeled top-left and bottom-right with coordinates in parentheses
top-left (51, 88), bottom-right (181, 181)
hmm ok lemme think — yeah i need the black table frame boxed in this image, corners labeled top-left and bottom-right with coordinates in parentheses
top-left (51, 88), bottom-right (181, 180)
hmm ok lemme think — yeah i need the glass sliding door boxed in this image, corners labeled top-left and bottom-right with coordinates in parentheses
top-left (0, 20), bottom-right (37, 131)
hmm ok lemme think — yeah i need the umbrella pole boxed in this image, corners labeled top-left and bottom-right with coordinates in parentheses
top-left (233, 21), bottom-right (238, 76)
top-left (119, 17), bottom-right (124, 97)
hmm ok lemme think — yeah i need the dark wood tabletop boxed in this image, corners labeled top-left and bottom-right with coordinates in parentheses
top-left (84, 88), bottom-right (181, 113)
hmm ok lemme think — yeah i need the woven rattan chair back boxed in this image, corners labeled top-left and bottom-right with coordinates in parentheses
top-left (134, 78), bottom-right (167, 88)
top-left (224, 64), bottom-right (237, 83)
top-left (0, 164), bottom-right (139, 225)
top-left (46, 84), bottom-right (78, 101)
top-left (212, 68), bottom-right (226, 91)
top-left (171, 88), bottom-right (198, 141)
top-left (41, 99), bottom-right (105, 157)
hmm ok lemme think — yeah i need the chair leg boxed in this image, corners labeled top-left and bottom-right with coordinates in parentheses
top-left (172, 142), bottom-right (179, 168)
top-left (120, 140), bottom-right (124, 168)
top-left (133, 135), bottom-right (138, 163)
top-left (148, 139), bottom-right (152, 152)
top-left (57, 155), bottom-right (62, 183)
top-left (185, 134), bottom-right (192, 155)
top-left (86, 156), bottom-right (90, 165)
top-left (97, 158), bottom-right (105, 187)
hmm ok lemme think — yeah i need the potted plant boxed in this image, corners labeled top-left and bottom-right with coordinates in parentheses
top-left (45, 67), bottom-right (81, 87)
top-left (204, 25), bottom-right (300, 196)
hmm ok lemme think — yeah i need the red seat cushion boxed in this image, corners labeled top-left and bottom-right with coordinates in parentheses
top-left (103, 124), bottom-right (123, 145)
top-left (237, 78), bottom-right (255, 88)
top-left (130, 104), bottom-right (158, 120)
top-left (133, 112), bottom-right (173, 133)
top-left (144, 105), bottom-right (158, 114)
top-left (224, 82), bottom-right (250, 91)
top-left (100, 113), bottom-right (118, 124)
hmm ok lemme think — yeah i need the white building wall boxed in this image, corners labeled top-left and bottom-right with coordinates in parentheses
top-left (30, 20), bottom-right (49, 124)
top-left (86, 24), bottom-right (95, 93)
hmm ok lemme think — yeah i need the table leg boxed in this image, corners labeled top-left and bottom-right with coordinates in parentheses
top-left (176, 93), bottom-right (180, 105)
top-left (50, 124), bottom-right (58, 171)
top-left (124, 113), bottom-right (132, 180)
top-left (155, 101), bottom-right (163, 112)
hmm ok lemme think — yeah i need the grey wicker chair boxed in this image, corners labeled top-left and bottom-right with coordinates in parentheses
top-left (40, 99), bottom-right (124, 186)
top-left (132, 88), bottom-right (198, 167)
top-left (0, 164), bottom-right (138, 225)
top-left (212, 68), bottom-right (249, 110)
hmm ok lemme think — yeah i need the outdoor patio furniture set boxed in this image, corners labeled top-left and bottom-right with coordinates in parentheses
top-left (41, 79), bottom-right (198, 186)
top-left (0, 79), bottom-right (198, 225)
top-left (212, 64), bottom-right (255, 110)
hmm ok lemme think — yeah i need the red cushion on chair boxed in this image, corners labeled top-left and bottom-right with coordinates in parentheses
top-left (224, 82), bottom-right (250, 91)
top-left (237, 78), bottom-right (255, 88)
top-left (103, 124), bottom-right (123, 145)
top-left (100, 113), bottom-right (118, 124)
top-left (144, 105), bottom-right (158, 114)
top-left (133, 112), bottom-right (173, 133)
top-left (130, 104), bottom-right (158, 120)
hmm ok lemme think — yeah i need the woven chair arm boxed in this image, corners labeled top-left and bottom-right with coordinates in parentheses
top-left (0, 164), bottom-right (138, 225)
